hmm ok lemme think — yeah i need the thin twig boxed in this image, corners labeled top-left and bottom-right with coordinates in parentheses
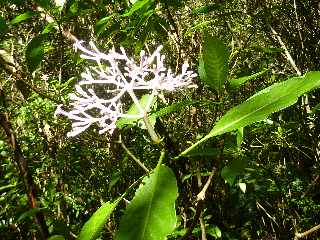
top-left (199, 213), bottom-right (207, 240)
top-left (293, 0), bottom-right (304, 50)
top-left (143, 113), bottom-right (161, 144)
top-left (120, 140), bottom-right (149, 172)
top-left (197, 166), bottom-right (216, 201)
top-left (0, 89), bottom-right (49, 238)
top-left (180, 166), bottom-right (216, 240)
top-left (269, 25), bottom-right (301, 76)
top-left (294, 224), bottom-right (320, 240)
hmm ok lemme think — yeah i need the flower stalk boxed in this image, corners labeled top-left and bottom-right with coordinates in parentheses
top-left (55, 40), bottom-right (197, 140)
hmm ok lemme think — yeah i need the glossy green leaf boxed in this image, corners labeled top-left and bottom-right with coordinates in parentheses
top-left (25, 35), bottom-right (45, 73)
top-left (0, 16), bottom-right (9, 36)
top-left (116, 94), bottom-right (156, 129)
top-left (221, 159), bottom-right (247, 185)
top-left (78, 199), bottom-right (121, 240)
top-left (180, 71), bottom-right (320, 156)
top-left (201, 36), bottom-right (229, 93)
top-left (10, 11), bottom-right (37, 25)
top-left (116, 164), bottom-right (178, 240)
top-left (122, 0), bottom-right (152, 17)
top-left (229, 69), bottom-right (269, 87)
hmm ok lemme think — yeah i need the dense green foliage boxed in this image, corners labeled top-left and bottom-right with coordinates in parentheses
top-left (1, 1), bottom-right (320, 239)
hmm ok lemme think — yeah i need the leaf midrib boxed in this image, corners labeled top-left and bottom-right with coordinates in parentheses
top-left (140, 166), bottom-right (160, 239)
top-left (210, 84), bottom-right (301, 137)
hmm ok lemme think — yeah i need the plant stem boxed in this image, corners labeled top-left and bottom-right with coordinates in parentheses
top-left (143, 113), bottom-right (161, 144)
top-left (120, 141), bottom-right (149, 172)
top-left (0, 89), bottom-right (49, 239)
top-left (294, 224), bottom-right (320, 240)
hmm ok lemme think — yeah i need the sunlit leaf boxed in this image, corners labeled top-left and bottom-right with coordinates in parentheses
top-left (116, 164), bottom-right (178, 240)
top-left (201, 35), bottom-right (229, 93)
top-left (180, 71), bottom-right (320, 156)
top-left (198, 56), bottom-right (207, 83)
top-left (229, 69), bottom-right (269, 87)
top-left (42, 22), bottom-right (57, 34)
top-left (238, 183), bottom-right (246, 193)
top-left (10, 11), bottom-right (37, 25)
top-left (95, 15), bottom-right (115, 36)
top-left (207, 225), bottom-right (222, 238)
top-left (78, 199), bottom-right (121, 240)
top-left (185, 20), bottom-right (213, 36)
top-left (122, 0), bottom-right (152, 17)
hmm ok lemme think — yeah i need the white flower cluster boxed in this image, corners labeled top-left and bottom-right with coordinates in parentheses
top-left (55, 41), bottom-right (197, 137)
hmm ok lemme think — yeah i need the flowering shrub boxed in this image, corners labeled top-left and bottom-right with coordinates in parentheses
top-left (55, 41), bottom-right (197, 137)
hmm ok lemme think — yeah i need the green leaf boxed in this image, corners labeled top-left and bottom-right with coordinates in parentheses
top-left (78, 199), bottom-right (121, 240)
top-left (25, 35), bottom-right (45, 73)
top-left (311, 102), bottom-right (320, 115)
top-left (198, 56), bottom-right (207, 83)
top-left (0, 16), bottom-right (9, 36)
top-left (122, 0), bottom-right (152, 17)
top-left (10, 11), bottom-right (37, 25)
top-left (95, 15), bottom-right (115, 36)
top-left (185, 20), bottom-right (213, 37)
top-left (116, 94), bottom-right (156, 129)
top-left (42, 22), bottom-right (58, 34)
top-left (180, 71), bottom-right (320, 156)
top-left (229, 69), bottom-right (269, 87)
top-left (108, 171), bottom-right (121, 192)
top-left (207, 225), bottom-right (222, 238)
top-left (0, 183), bottom-right (17, 192)
top-left (236, 127), bottom-right (244, 148)
top-left (18, 208), bottom-right (45, 222)
top-left (192, 4), bottom-right (222, 14)
top-left (116, 164), bottom-right (178, 240)
top-left (47, 235), bottom-right (65, 240)
top-left (150, 100), bottom-right (199, 119)
top-left (134, 14), bottom-right (154, 54)
top-left (221, 159), bottom-right (247, 185)
top-left (201, 36), bottom-right (229, 93)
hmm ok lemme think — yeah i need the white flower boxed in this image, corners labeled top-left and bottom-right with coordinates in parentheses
top-left (55, 41), bottom-right (197, 137)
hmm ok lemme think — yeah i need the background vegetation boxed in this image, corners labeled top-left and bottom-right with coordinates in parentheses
top-left (0, 0), bottom-right (319, 239)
